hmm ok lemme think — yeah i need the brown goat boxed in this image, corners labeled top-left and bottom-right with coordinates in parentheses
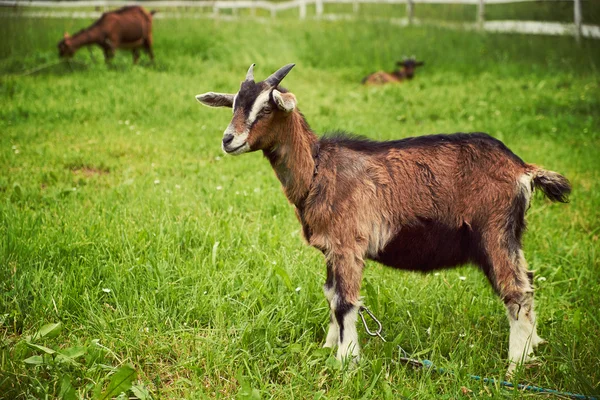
top-left (58, 6), bottom-right (155, 64)
top-left (196, 64), bottom-right (571, 374)
top-left (362, 58), bottom-right (424, 85)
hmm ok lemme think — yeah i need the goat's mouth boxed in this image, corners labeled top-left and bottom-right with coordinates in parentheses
top-left (223, 142), bottom-right (250, 155)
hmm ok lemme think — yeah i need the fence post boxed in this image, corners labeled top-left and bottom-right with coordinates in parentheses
top-left (406, 0), bottom-right (414, 25)
top-left (316, 0), bottom-right (323, 18)
top-left (574, 0), bottom-right (582, 42)
top-left (477, 0), bottom-right (485, 30)
top-left (271, 5), bottom-right (276, 18)
top-left (213, 4), bottom-right (219, 18)
top-left (299, 0), bottom-right (306, 19)
top-left (353, 0), bottom-right (359, 14)
top-left (251, 0), bottom-right (256, 17)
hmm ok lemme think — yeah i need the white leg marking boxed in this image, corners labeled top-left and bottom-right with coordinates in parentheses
top-left (506, 303), bottom-right (535, 375)
top-left (336, 306), bottom-right (360, 362)
top-left (323, 285), bottom-right (338, 348)
top-left (324, 319), bottom-right (339, 348)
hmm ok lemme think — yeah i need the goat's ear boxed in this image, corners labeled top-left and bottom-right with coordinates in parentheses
top-left (195, 92), bottom-right (234, 108)
top-left (272, 90), bottom-right (296, 113)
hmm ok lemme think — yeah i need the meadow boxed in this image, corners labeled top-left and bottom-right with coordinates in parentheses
top-left (1, 10), bottom-right (600, 399)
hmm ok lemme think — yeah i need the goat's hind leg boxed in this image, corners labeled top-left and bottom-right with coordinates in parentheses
top-left (132, 48), bottom-right (140, 64)
top-left (485, 246), bottom-right (543, 375)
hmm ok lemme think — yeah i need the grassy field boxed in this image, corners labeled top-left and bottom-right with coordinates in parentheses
top-left (1, 13), bottom-right (600, 400)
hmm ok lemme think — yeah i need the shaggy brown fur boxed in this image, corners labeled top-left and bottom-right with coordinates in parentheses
top-left (362, 59), bottom-right (424, 85)
top-left (58, 6), bottom-right (155, 63)
top-left (196, 64), bottom-right (571, 373)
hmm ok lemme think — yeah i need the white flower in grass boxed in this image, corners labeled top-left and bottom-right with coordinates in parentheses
top-left (125, 120), bottom-right (130, 125)
top-left (538, 276), bottom-right (547, 282)
top-left (459, 276), bottom-right (466, 281)
top-left (154, 179), bottom-right (160, 185)
top-left (459, 333), bottom-right (466, 338)
top-left (102, 288), bottom-right (111, 293)
top-left (216, 186), bottom-right (223, 191)
top-left (295, 287), bottom-right (301, 292)
top-left (175, 184), bottom-right (181, 189)
top-left (215, 156), bottom-right (221, 161)
top-left (426, 327), bottom-right (431, 336)
top-left (434, 273), bottom-right (440, 276)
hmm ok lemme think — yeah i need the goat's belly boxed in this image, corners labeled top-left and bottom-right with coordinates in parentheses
top-left (370, 221), bottom-right (471, 271)
top-left (119, 39), bottom-right (144, 49)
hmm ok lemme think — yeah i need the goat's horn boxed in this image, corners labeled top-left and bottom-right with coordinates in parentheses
top-left (245, 63), bottom-right (255, 82)
top-left (265, 63), bottom-right (295, 87)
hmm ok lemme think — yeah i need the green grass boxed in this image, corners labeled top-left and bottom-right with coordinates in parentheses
top-left (1, 14), bottom-right (600, 399)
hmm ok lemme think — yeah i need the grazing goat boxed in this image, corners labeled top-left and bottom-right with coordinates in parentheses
top-left (58, 6), bottom-right (156, 64)
top-left (362, 58), bottom-right (424, 85)
top-left (196, 64), bottom-right (571, 374)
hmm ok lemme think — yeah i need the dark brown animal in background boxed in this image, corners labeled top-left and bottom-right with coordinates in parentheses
top-left (362, 58), bottom-right (424, 85)
top-left (196, 64), bottom-right (571, 375)
top-left (58, 6), bottom-right (156, 64)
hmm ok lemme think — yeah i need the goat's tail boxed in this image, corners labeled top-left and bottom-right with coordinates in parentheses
top-left (532, 168), bottom-right (571, 203)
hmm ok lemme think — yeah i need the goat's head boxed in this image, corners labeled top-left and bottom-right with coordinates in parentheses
top-left (58, 32), bottom-right (75, 58)
top-left (396, 57), bottom-right (424, 79)
top-left (196, 63), bottom-right (297, 155)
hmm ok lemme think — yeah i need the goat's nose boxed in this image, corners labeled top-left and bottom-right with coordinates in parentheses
top-left (222, 134), bottom-right (234, 146)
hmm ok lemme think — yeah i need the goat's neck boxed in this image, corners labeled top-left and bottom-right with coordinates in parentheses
top-left (263, 110), bottom-right (318, 207)
top-left (70, 26), bottom-right (103, 50)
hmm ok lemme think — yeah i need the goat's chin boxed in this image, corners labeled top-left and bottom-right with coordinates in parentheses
top-left (223, 142), bottom-right (251, 156)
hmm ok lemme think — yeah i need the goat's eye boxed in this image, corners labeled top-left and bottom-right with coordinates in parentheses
top-left (262, 107), bottom-right (272, 115)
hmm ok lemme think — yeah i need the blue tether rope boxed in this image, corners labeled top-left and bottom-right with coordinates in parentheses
top-left (358, 306), bottom-right (598, 400)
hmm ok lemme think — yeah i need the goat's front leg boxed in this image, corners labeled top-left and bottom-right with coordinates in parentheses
top-left (323, 260), bottom-right (339, 348)
top-left (324, 251), bottom-right (363, 362)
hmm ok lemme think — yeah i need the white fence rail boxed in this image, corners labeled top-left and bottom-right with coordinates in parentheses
top-left (1, 0), bottom-right (597, 40)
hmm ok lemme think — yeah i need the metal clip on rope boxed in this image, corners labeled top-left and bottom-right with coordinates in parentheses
top-left (358, 306), bottom-right (385, 341)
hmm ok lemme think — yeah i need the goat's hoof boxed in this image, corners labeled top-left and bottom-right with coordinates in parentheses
top-left (506, 355), bottom-right (540, 378)
top-left (532, 337), bottom-right (547, 348)
top-left (525, 357), bottom-right (542, 368)
top-left (506, 362), bottom-right (518, 379)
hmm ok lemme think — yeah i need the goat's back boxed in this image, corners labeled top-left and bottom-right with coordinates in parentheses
top-left (318, 132), bottom-right (528, 229)
top-left (96, 6), bottom-right (153, 43)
